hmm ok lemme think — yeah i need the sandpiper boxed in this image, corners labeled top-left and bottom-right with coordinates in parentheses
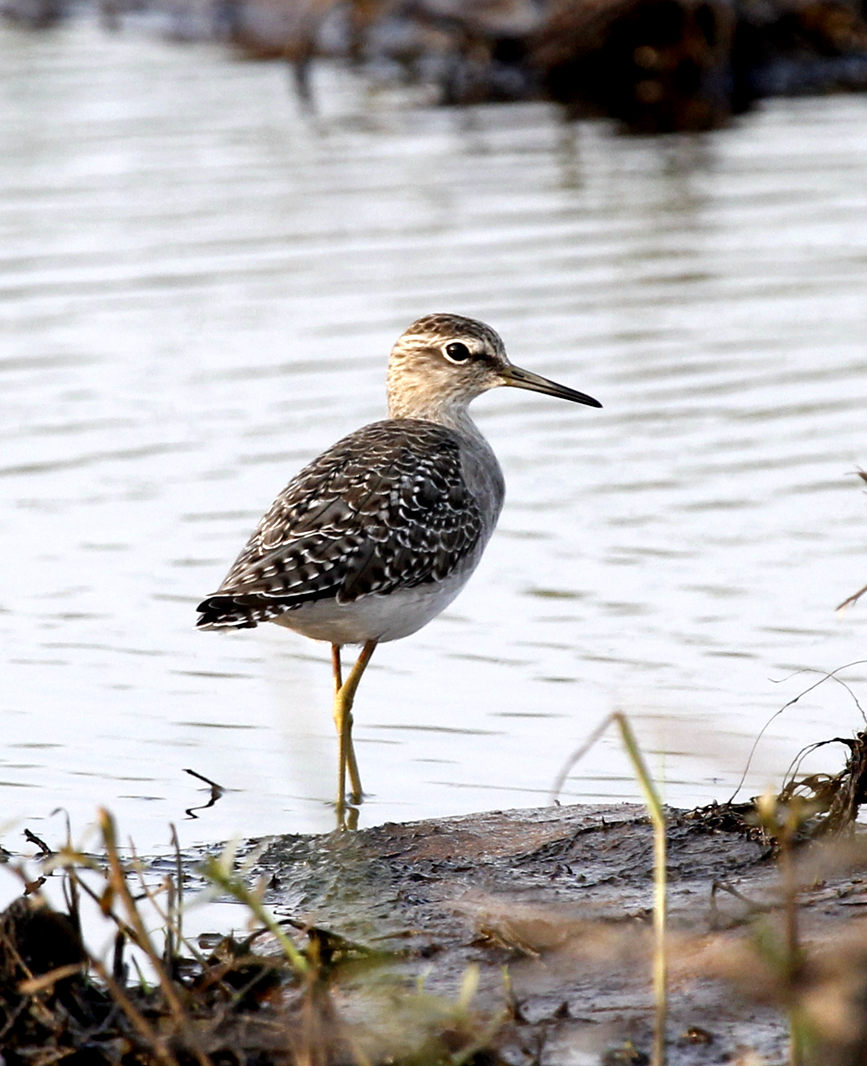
top-left (196, 314), bottom-right (601, 817)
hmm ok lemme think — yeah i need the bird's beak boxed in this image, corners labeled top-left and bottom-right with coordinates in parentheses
top-left (502, 364), bottom-right (602, 408)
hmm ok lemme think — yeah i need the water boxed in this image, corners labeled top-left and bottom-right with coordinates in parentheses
top-left (2, 18), bottom-right (866, 862)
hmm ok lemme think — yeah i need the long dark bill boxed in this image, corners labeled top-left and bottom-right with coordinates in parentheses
top-left (504, 364), bottom-right (602, 408)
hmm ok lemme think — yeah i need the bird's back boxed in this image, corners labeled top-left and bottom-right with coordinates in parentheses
top-left (196, 418), bottom-right (504, 634)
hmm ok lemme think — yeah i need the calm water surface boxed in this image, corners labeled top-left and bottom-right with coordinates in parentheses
top-left (2, 19), bottom-right (866, 859)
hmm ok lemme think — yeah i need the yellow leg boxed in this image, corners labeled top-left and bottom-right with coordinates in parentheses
top-left (331, 640), bottom-right (377, 818)
top-left (331, 644), bottom-right (343, 691)
top-left (331, 644), bottom-right (352, 813)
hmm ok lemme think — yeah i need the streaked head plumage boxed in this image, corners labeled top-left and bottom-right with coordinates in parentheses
top-left (386, 313), bottom-right (601, 423)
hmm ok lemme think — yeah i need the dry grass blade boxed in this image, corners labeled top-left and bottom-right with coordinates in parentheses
top-left (98, 808), bottom-right (212, 1066)
top-left (199, 845), bottom-right (310, 976)
top-left (837, 469), bottom-right (867, 611)
top-left (552, 710), bottom-right (668, 1066)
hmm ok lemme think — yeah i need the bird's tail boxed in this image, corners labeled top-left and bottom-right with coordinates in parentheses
top-left (195, 594), bottom-right (277, 630)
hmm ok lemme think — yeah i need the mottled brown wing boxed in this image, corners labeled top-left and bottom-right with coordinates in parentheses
top-left (196, 420), bottom-right (483, 629)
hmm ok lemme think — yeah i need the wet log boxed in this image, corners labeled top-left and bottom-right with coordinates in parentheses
top-left (5, 0), bottom-right (867, 132)
top-left (0, 0), bottom-right (65, 27)
top-left (3, 801), bottom-right (867, 1063)
top-left (219, 0), bottom-right (867, 129)
top-left (733, 0), bottom-right (867, 102)
top-left (533, 0), bottom-right (738, 131)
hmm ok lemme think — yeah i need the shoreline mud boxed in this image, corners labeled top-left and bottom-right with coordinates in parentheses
top-left (4, 800), bottom-right (867, 1063)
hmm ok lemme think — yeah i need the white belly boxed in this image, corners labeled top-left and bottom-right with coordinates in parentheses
top-left (271, 568), bottom-right (473, 645)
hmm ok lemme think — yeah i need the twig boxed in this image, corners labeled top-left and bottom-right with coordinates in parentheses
top-left (729, 661), bottom-right (867, 803)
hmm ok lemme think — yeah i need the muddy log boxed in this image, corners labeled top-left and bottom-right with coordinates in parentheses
top-left (534, 0), bottom-right (867, 129)
top-left (5, 0), bottom-right (867, 128)
top-left (217, 0), bottom-right (867, 130)
top-left (533, 0), bottom-right (738, 130)
top-left (5, 801), bottom-right (867, 1064)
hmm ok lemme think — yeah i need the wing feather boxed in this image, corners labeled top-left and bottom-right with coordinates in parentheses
top-left (196, 420), bottom-right (484, 629)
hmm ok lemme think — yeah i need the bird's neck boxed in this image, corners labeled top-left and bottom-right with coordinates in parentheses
top-left (436, 404), bottom-right (484, 442)
top-left (388, 389), bottom-right (480, 439)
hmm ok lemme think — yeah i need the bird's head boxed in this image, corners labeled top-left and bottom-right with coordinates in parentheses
top-left (386, 313), bottom-right (601, 423)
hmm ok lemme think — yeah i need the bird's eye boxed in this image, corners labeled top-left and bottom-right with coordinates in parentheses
top-left (444, 341), bottom-right (472, 363)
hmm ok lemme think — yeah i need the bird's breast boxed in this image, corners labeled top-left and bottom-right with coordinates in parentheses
top-left (271, 567), bottom-right (477, 645)
top-left (458, 434), bottom-right (505, 533)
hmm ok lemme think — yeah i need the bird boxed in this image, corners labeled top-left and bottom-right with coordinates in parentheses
top-left (196, 313), bottom-right (601, 820)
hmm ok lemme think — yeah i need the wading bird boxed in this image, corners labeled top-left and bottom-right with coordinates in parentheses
top-left (196, 314), bottom-right (601, 819)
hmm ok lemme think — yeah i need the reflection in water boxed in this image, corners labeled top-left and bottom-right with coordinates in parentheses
top-left (183, 767), bottom-right (225, 820)
top-left (0, 18), bottom-right (866, 853)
